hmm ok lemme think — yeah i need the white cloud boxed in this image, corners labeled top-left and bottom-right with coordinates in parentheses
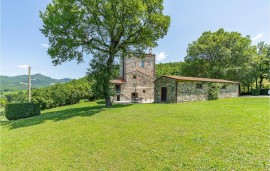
top-left (252, 33), bottom-right (263, 41)
top-left (156, 52), bottom-right (168, 63)
top-left (17, 65), bottom-right (28, 70)
top-left (41, 43), bottom-right (49, 48)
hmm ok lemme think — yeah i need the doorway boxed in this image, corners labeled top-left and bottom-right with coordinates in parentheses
top-left (117, 95), bottom-right (120, 101)
top-left (161, 87), bottom-right (167, 102)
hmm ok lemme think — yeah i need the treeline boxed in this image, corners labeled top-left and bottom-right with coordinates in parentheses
top-left (31, 78), bottom-right (93, 109)
top-left (180, 29), bottom-right (270, 92)
top-left (2, 77), bottom-right (94, 110)
top-left (155, 62), bottom-right (183, 78)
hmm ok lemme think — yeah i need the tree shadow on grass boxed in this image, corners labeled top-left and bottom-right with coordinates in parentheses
top-left (1, 103), bottom-right (132, 130)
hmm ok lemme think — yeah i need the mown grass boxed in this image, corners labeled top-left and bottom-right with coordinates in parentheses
top-left (1, 98), bottom-right (269, 170)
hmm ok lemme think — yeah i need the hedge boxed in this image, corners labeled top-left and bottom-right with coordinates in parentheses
top-left (5, 103), bottom-right (40, 120)
top-left (260, 89), bottom-right (269, 95)
top-left (251, 89), bottom-right (260, 96)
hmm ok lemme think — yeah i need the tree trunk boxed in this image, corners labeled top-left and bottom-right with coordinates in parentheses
top-left (255, 78), bottom-right (258, 89)
top-left (259, 75), bottom-right (264, 90)
top-left (104, 52), bottom-right (115, 107)
top-left (105, 96), bottom-right (112, 107)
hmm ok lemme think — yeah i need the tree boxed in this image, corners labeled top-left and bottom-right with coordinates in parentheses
top-left (253, 41), bottom-right (270, 90)
top-left (155, 62), bottom-right (183, 78)
top-left (182, 29), bottom-right (255, 81)
top-left (40, 0), bottom-right (170, 106)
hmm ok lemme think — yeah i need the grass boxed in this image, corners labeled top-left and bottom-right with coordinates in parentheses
top-left (1, 98), bottom-right (269, 170)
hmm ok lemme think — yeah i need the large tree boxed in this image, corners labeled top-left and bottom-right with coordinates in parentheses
top-left (40, 0), bottom-right (170, 106)
top-left (253, 41), bottom-right (270, 90)
top-left (182, 29), bottom-right (255, 82)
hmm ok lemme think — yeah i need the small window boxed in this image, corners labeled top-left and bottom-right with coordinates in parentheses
top-left (141, 61), bottom-right (145, 68)
top-left (196, 83), bottom-right (203, 89)
top-left (222, 85), bottom-right (226, 89)
top-left (133, 75), bottom-right (137, 79)
top-left (143, 90), bottom-right (146, 93)
top-left (132, 63), bottom-right (136, 67)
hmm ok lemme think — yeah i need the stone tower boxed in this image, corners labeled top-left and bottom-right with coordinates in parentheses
top-left (111, 53), bottom-right (155, 102)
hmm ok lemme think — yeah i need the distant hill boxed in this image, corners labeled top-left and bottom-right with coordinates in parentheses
top-left (0, 74), bottom-right (72, 91)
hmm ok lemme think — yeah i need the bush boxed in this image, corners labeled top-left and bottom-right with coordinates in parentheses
top-left (240, 91), bottom-right (251, 95)
top-left (251, 89), bottom-right (260, 96)
top-left (260, 89), bottom-right (269, 95)
top-left (208, 83), bottom-right (220, 100)
top-left (0, 110), bottom-right (5, 116)
top-left (5, 103), bottom-right (40, 120)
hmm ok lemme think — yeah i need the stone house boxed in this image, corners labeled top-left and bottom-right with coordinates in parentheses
top-left (111, 54), bottom-right (155, 102)
top-left (154, 75), bottom-right (240, 103)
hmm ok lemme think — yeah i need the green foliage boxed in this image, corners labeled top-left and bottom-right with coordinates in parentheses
top-left (155, 62), bottom-right (183, 78)
top-left (4, 91), bottom-right (28, 103)
top-left (182, 28), bottom-right (255, 80)
top-left (40, 0), bottom-right (170, 106)
top-left (1, 98), bottom-right (269, 170)
top-left (208, 83), bottom-right (220, 100)
top-left (252, 42), bottom-right (270, 89)
top-left (251, 89), bottom-right (260, 96)
top-left (260, 89), bottom-right (269, 95)
top-left (181, 29), bottom-right (270, 93)
top-left (32, 77), bottom-right (92, 109)
top-left (0, 98), bottom-right (7, 107)
top-left (5, 103), bottom-right (40, 120)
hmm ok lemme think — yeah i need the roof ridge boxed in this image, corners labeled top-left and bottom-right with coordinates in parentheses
top-left (158, 75), bottom-right (239, 84)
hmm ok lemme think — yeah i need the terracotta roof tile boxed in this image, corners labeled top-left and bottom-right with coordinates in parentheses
top-left (157, 75), bottom-right (239, 84)
top-left (110, 79), bottom-right (126, 84)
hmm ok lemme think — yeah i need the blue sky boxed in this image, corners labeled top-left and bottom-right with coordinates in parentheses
top-left (1, 0), bottom-right (270, 79)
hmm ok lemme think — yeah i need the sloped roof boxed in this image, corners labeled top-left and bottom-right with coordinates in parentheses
top-left (110, 79), bottom-right (126, 84)
top-left (156, 75), bottom-right (240, 84)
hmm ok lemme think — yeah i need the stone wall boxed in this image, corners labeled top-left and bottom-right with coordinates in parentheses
top-left (122, 54), bottom-right (155, 80)
top-left (177, 81), bottom-right (208, 102)
top-left (154, 77), bottom-right (177, 103)
top-left (154, 77), bottom-right (239, 103)
top-left (113, 54), bottom-right (155, 102)
top-left (121, 71), bottom-right (154, 101)
top-left (219, 83), bottom-right (239, 98)
top-left (177, 81), bottom-right (239, 102)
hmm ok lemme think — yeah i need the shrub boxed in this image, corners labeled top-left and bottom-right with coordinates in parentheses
top-left (251, 89), bottom-right (260, 96)
top-left (208, 83), bottom-right (220, 100)
top-left (5, 103), bottom-right (40, 120)
top-left (0, 110), bottom-right (5, 116)
top-left (240, 91), bottom-right (251, 95)
top-left (260, 89), bottom-right (269, 95)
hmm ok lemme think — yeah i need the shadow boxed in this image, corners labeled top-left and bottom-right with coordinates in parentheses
top-left (1, 102), bottom-right (132, 130)
top-left (96, 101), bottom-right (105, 104)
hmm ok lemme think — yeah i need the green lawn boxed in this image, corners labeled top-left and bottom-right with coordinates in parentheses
top-left (1, 98), bottom-right (269, 170)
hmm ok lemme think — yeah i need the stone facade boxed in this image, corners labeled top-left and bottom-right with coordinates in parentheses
top-left (111, 54), bottom-right (155, 102)
top-left (155, 76), bottom-right (239, 103)
top-left (154, 77), bottom-right (177, 103)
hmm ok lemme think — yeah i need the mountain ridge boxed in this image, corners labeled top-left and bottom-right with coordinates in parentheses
top-left (0, 73), bottom-right (72, 91)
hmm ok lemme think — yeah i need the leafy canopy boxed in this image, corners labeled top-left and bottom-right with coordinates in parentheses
top-left (40, 0), bottom-right (170, 65)
top-left (182, 28), bottom-right (255, 79)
